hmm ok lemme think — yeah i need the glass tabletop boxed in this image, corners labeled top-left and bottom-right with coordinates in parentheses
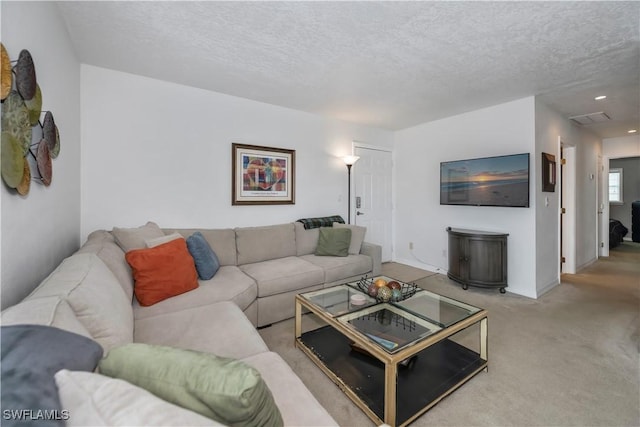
top-left (300, 278), bottom-right (483, 354)
top-left (301, 284), bottom-right (377, 317)
top-left (337, 304), bottom-right (442, 354)
top-left (393, 289), bottom-right (481, 328)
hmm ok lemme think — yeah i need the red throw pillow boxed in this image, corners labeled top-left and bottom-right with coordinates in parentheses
top-left (125, 238), bottom-right (198, 306)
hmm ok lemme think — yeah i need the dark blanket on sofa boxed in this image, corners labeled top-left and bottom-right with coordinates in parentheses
top-left (609, 219), bottom-right (628, 249)
top-left (297, 215), bottom-right (345, 229)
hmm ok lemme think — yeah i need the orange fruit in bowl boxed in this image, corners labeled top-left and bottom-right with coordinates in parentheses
top-left (388, 281), bottom-right (401, 290)
top-left (374, 278), bottom-right (388, 288)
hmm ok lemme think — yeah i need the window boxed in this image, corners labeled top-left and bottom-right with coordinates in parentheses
top-left (609, 168), bottom-right (623, 203)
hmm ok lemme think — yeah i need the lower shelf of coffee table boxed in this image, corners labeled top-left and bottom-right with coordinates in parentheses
top-left (300, 325), bottom-right (486, 426)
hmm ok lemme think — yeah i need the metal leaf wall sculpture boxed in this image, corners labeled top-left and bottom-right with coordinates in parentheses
top-left (0, 44), bottom-right (61, 195)
top-left (1, 44), bottom-right (12, 100)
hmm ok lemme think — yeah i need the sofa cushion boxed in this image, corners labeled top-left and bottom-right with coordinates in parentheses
top-left (125, 238), bottom-right (199, 307)
top-left (301, 254), bottom-right (373, 283)
top-left (77, 230), bottom-right (133, 301)
top-left (1, 296), bottom-right (92, 338)
top-left (26, 253), bottom-right (133, 352)
top-left (167, 228), bottom-right (237, 266)
top-left (134, 301), bottom-right (268, 360)
top-left (99, 343), bottom-right (283, 427)
top-left (112, 221), bottom-right (164, 252)
top-left (133, 265), bottom-right (257, 319)
top-left (333, 222), bottom-right (367, 254)
top-left (236, 223), bottom-right (296, 265)
top-left (315, 227), bottom-right (351, 257)
top-left (240, 256), bottom-right (324, 297)
top-left (186, 231), bottom-right (220, 280)
top-left (55, 370), bottom-right (223, 427)
top-left (294, 221), bottom-right (320, 256)
top-left (1, 325), bottom-right (103, 427)
top-left (242, 352), bottom-right (338, 427)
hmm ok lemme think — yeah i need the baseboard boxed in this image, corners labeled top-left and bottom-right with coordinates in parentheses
top-left (391, 257), bottom-right (447, 275)
top-left (576, 257), bottom-right (597, 272)
top-left (537, 279), bottom-right (559, 298)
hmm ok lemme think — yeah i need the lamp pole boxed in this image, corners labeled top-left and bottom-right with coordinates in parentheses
top-left (342, 156), bottom-right (360, 224)
top-left (347, 163), bottom-right (353, 224)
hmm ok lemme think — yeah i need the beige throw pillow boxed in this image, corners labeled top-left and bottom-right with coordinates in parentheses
top-left (145, 232), bottom-right (183, 248)
top-left (112, 221), bottom-right (164, 252)
top-left (333, 222), bottom-right (367, 254)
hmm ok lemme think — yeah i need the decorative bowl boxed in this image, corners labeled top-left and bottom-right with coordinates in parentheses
top-left (355, 275), bottom-right (418, 303)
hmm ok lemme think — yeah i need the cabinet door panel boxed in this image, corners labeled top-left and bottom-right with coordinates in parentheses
top-left (448, 234), bottom-right (464, 281)
top-left (467, 238), bottom-right (505, 283)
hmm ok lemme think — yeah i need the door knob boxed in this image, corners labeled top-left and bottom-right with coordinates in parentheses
top-left (356, 211), bottom-right (364, 216)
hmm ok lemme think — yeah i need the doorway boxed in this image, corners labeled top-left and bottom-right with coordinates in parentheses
top-left (602, 155), bottom-right (640, 255)
top-left (353, 144), bottom-right (393, 262)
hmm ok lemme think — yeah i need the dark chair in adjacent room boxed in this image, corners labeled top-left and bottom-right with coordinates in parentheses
top-left (609, 219), bottom-right (628, 249)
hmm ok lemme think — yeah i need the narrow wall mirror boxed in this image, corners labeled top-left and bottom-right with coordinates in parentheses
top-left (542, 152), bottom-right (556, 192)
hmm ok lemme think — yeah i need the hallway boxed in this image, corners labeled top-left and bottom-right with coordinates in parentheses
top-left (562, 241), bottom-right (640, 293)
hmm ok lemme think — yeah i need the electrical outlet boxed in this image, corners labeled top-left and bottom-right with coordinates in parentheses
top-left (442, 249), bottom-right (447, 258)
top-left (409, 242), bottom-right (414, 250)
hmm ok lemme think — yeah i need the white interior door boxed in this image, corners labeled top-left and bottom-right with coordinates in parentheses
top-left (354, 146), bottom-right (393, 262)
top-left (561, 145), bottom-right (577, 274)
top-left (597, 155), bottom-right (604, 257)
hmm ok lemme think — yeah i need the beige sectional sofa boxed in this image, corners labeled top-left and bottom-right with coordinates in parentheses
top-left (1, 220), bottom-right (382, 426)
top-left (125, 222), bottom-right (380, 327)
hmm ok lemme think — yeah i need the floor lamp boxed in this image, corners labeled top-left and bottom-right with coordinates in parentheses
top-left (342, 155), bottom-right (360, 224)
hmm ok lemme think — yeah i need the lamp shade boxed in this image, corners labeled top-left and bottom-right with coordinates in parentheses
top-left (343, 155), bottom-right (360, 166)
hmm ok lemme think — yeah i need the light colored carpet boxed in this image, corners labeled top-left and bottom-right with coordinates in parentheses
top-left (259, 245), bottom-right (639, 426)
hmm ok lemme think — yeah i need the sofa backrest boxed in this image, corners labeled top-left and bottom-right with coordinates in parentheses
top-left (166, 228), bottom-right (237, 266)
top-left (1, 296), bottom-right (93, 339)
top-left (24, 253), bottom-right (134, 353)
top-left (235, 223), bottom-right (296, 265)
top-left (294, 222), bottom-right (320, 256)
top-left (77, 230), bottom-right (134, 301)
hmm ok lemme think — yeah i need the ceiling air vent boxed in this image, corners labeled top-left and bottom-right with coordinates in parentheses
top-left (569, 111), bottom-right (611, 125)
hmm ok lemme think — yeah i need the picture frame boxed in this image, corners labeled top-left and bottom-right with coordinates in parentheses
top-left (542, 152), bottom-right (556, 192)
top-left (232, 143), bottom-right (295, 205)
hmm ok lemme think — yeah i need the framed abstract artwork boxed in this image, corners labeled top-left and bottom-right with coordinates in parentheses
top-left (232, 143), bottom-right (295, 205)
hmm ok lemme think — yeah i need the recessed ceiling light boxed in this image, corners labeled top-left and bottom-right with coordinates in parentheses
top-left (594, 95), bottom-right (607, 100)
top-left (628, 129), bottom-right (637, 134)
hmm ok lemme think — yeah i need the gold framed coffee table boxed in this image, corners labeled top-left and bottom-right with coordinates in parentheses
top-left (294, 277), bottom-right (488, 427)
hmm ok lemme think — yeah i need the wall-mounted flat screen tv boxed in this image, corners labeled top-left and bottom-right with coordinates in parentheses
top-left (440, 153), bottom-right (530, 207)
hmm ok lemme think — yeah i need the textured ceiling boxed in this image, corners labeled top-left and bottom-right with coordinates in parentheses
top-left (57, 1), bottom-right (639, 138)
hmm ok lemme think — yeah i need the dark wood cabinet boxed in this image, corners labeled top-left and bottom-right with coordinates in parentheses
top-left (447, 227), bottom-right (508, 293)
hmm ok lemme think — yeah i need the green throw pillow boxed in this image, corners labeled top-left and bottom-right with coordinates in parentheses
top-left (315, 227), bottom-right (351, 257)
top-left (98, 343), bottom-right (283, 427)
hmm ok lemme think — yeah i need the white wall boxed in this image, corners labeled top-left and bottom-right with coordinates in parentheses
top-left (603, 135), bottom-right (640, 158)
top-left (574, 128), bottom-right (601, 269)
top-left (80, 66), bottom-right (393, 240)
top-left (535, 100), bottom-right (601, 276)
top-left (1, 2), bottom-right (81, 309)
top-left (394, 97), bottom-right (538, 298)
top-left (534, 100), bottom-right (563, 295)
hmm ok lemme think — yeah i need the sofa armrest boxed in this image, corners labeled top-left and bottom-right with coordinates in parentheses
top-left (360, 242), bottom-right (382, 276)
